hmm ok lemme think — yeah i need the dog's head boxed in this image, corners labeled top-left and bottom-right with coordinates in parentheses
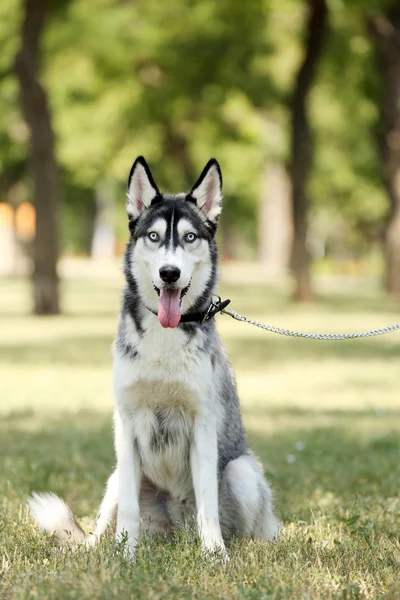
top-left (125, 156), bottom-right (222, 328)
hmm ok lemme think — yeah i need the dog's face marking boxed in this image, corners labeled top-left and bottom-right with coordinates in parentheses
top-left (124, 157), bottom-right (222, 329)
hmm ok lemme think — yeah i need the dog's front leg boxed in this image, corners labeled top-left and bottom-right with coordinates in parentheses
top-left (114, 403), bottom-right (141, 559)
top-left (190, 416), bottom-right (226, 557)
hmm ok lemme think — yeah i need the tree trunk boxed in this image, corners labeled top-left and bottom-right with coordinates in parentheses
top-left (289, 0), bottom-right (328, 302)
top-left (369, 9), bottom-right (400, 296)
top-left (14, 0), bottom-right (60, 314)
top-left (259, 160), bottom-right (292, 277)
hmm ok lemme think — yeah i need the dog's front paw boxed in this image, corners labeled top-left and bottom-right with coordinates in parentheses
top-left (215, 547), bottom-right (230, 564)
top-left (116, 539), bottom-right (136, 562)
top-left (84, 534), bottom-right (97, 548)
top-left (122, 543), bottom-right (136, 562)
top-left (115, 529), bottom-right (138, 562)
top-left (201, 540), bottom-right (229, 563)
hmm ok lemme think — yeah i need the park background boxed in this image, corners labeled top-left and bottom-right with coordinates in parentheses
top-left (1, 0), bottom-right (400, 598)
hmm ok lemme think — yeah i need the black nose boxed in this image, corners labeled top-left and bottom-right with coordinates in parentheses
top-left (159, 265), bottom-right (181, 284)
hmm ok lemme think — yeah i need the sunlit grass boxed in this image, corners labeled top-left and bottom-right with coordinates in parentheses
top-left (1, 263), bottom-right (400, 599)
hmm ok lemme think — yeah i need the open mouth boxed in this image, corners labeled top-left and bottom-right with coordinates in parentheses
top-left (153, 281), bottom-right (191, 329)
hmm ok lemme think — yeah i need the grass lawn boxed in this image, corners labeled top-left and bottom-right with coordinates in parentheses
top-left (1, 263), bottom-right (400, 599)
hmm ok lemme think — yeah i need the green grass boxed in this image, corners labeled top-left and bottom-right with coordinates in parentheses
top-left (1, 263), bottom-right (400, 599)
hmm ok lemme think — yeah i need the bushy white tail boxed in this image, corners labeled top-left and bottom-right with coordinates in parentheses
top-left (28, 470), bottom-right (119, 546)
top-left (28, 492), bottom-right (86, 544)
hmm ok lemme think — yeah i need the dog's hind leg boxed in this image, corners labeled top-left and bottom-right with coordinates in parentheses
top-left (219, 453), bottom-right (280, 541)
top-left (139, 476), bottom-right (172, 536)
top-left (85, 468), bottom-right (119, 546)
top-left (88, 473), bottom-right (172, 544)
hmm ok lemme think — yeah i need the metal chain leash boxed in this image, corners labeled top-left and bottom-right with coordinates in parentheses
top-left (219, 307), bottom-right (400, 341)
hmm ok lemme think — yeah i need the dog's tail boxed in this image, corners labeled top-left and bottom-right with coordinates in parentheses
top-left (28, 492), bottom-right (87, 544)
top-left (28, 470), bottom-right (119, 546)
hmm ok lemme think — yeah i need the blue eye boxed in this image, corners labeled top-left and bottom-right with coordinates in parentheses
top-left (148, 232), bottom-right (160, 242)
top-left (185, 232), bottom-right (197, 243)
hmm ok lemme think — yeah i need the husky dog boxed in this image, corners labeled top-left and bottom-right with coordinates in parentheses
top-left (29, 157), bottom-right (280, 559)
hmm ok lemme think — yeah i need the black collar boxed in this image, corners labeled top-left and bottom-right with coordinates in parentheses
top-left (144, 296), bottom-right (231, 324)
top-left (181, 296), bottom-right (231, 323)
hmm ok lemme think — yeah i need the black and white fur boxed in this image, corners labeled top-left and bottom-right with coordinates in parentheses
top-left (29, 157), bottom-right (280, 559)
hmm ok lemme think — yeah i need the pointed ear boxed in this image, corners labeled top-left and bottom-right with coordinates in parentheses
top-left (127, 156), bottom-right (160, 219)
top-left (189, 159), bottom-right (222, 223)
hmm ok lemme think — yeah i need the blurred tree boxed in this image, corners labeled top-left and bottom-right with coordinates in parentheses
top-left (259, 114), bottom-right (292, 277)
top-left (289, 0), bottom-right (328, 301)
top-left (14, 0), bottom-right (60, 314)
top-left (257, 1), bottom-right (302, 277)
top-left (369, 5), bottom-right (400, 296)
top-left (0, 1), bottom-right (26, 207)
top-left (309, 0), bottom-right (387, 266)
top-left (1, 0), bottom-right (398, 289)
top-left (42, 0), bottom-right (272, 255)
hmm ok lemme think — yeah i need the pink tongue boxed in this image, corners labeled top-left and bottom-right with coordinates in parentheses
top-left (158, 288), bottom-right (181, 328)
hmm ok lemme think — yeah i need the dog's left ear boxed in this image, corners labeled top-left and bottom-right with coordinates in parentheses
top-left (188, 159), bottom-right (222, 223)
top-left (127, 156), bottom-right (160, 219)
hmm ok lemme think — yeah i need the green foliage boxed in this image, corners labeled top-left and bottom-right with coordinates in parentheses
top-left (0, 0), bottom-right (397, 256)
top-left (310, 0), bottom-right (388, 242)
top-left (0, 0), bottom-right (25, 181)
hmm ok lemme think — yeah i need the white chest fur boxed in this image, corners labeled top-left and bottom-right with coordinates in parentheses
top-left (132, 395), bottom-right (194, 499)
top-left (114, 314), bottom-right (213, 498)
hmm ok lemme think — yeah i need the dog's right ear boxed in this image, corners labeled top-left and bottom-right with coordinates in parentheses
top-left (127, 156), bottom-right (160, 219)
